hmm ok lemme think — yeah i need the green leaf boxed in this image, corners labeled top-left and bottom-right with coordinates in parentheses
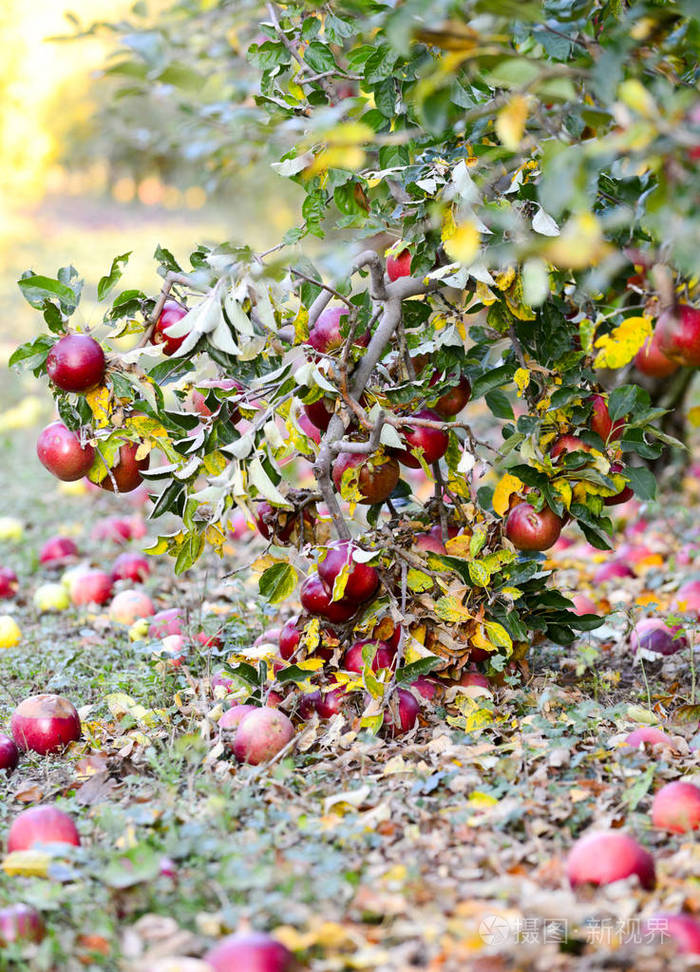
top-left (304, 41), bottom-right (336, 73)
top-left (18, 274), bottom-right (79, 313)
top-left (396, 657), bottom-right (442, 684)
top-left (625, 465), bottom-right (657, 501)
top-left (259, 563), bottom-right (298, 604)
top-left (98, 252), bottom-right (131, 302)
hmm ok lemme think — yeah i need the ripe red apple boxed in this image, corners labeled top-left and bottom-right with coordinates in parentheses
top-left (332, 452), bottom-right (400, 505)
top-left (7, 805), bottom-right (80, 852)
top-left (197, 630), bottom-right (222, 649)
top-left (40, 536), bottom-right (79, 566)
top-left (159, 634), bottom-right (187, 667)
top-left (0, 734), bottom-right (19, 773)
top-left (395, 409), bottom-right (448, 467)
top-left (671, 580), bottom-right (700, 616)
top-left (220, 704), bottom-right (258, 744)
top-left (229, 508), bottom-right (251, 539)
top-left (592, 560), bottom-right (634, 584)
top-left (69, 568), bottom-right (113, 606)
top-left (306, 306), bottom-right (367, 354)
top-left (300, 575), bottom-right (357, 623)
top-left (97, 442), bottom-right (149, 493)
top-left (0, 568), bottom-right (18, 599)
top-left (457, 671), bottom-right (492, 695)
top-left (298, 410), bottom-right (321, 445)
top-left (630, 618), bottom-right (687, 656)
top-left (36, 421), bottom-right (95, 481)
top-left (109, 589), bottom-right (155, 626)
top-left (411, 677), bottom-right (439, 700)
top-left (254, 627), bottom-right (281, 648)
top-left (254, 501), bottom-right (315, 544)
top-left (603, 461), bottom-right (634, 506)
top-left (204, 932), bottom-right (293, 972)
top-left (303, 398), bottom-right (334, 431)
top-left (318, 542), bottom-right (379, 603)
top-left (151, 299), bottom-right (188, 356)
top-left (343, 639), bottom-right (395, 673)
top-left (300, 685), bottom-right (346, 719)
top-left (505, 502), bottom-right (564, 551)
top-left (571, 594), bottom-right (598, 616)
top-left (232, 708), bottom-right (295, 765)
top-left (656, 305), bottom-right (700, 367)
top-left (566, 831), bottom-right (655, 890)
top-left (111, 552), bottom-right (151, 583)
top-left (414, 523), bottom-right (458, 554)
top-left (191, 379), bottom-right (242, 421)
top-left (651, 781), bottom-right (700, 833)
top-left (432, 376), bottom-right (471, 417)
top-left (382, 688), bottom-right (419, 736)
top-left (11, 693), bottom-right (81, 754)
top-left (91, 516), bottom-right (132, 543)
top-left (643, 914), bottom-right (700, 955)
top-left (550, 434), bottom-right (592, 461)
top-left (0, 904), bottom-right (45, 946)
top-left (623, 727), bottom-right (676, 749)
top-left (148, 608), bottom-right (184, 638)
top-left (211, 670), bottom-right (235, 694)
top-left (46, 333), bottom-right (105, 393)
top-left (279, 617), bottom-right (301, 661)
top-left (635, 333), bottom-right (679, 377)
top-left (589, 394), bottom-right (625, 442)
top-left (386, 248), bottom-right (411, 281)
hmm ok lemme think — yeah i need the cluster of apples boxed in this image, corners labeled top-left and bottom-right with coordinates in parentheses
top-left (504, 393), bottom-right (631, 553)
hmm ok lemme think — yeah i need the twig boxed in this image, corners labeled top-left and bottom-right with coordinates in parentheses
top-left (289, 267), bottom-right (355, 309)
top-left (433, 462), bottom-right (449, 542)
top-left (137, 271), bottom-right (199, 348)
top-left (331, 410), bottom-right (385, 455)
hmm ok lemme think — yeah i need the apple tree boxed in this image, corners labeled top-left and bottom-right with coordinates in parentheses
top-left (11, 0), bottom-right (700, 732)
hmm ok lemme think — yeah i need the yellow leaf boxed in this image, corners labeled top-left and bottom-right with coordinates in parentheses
top-left (471, 625), bottom-right (496, 653)
top-left (3, 850), bottom-right (51, 877)
top-left (435, 595), bottom-right (473, 622)
top-left (202, 451), bottom-right (228, 476)
top-left (406, 568), bottom-right (434, 592)
top-left (618, 79), bottom-right (656, 118)
top-left (442, 216), bottom-right (480, 265)
top-left (307, 146), bottom-right (366, 176)
top-left (543, 212), bottom-right (610, 270)
top-left (445, 533), bottom-right (473, 558)
top-left (513, 368), bottom-right (530, 397)
top-left (494, 268), bottom-right (516, 291)
top-left (468, 791), bottom-right (499, 808)
top-left (687, 406), bottom-right (700, 428)
top-left (551, 478), bottom-right (573, 510)
top-left (593, 315), bottom-right (652, 369)
top-left (495, 94), bottom-right (529, 150)
top-left (492, 473), bottom-right (523, 516)
top-left (85, 386), bottom-right (111, 428)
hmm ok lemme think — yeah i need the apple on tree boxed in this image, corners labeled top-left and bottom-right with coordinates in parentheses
top-left (46, 333), bottom-right (105, 393)
top-left (150, 299), bottom-right (189, 356)
top-left (95, 440), bottom-right (149, 493)
top-left (37, 422), bottom-right (95, 482)
top-left (656, 304), bottom-right (700, 367)
top-left (332, 452), bottom-right (400, 505)
top-left (505, 502), bottom-right (564, 552)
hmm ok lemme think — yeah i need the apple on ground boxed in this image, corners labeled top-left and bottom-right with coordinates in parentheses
top-left (39, 536), bottom-right (79, 566)
top-left (643, 914), bottom-right (700, 956)
top-left (411, 677), bottom-right (439, 700)
top-left (232, 708), bottom-right (295, 765)
top-left (343, 639), bottom-right (395, 673)
top-left (0, 616), bottom-right (22, 648)
top-left (11, 693), bottom-right (81, 754)
top-left (505, 502), bottom-right (564, 551)
top-left (34, 582), bottom-right (70, 613)
top-left (204, 932), bottom-right (293, 972)
top-left (566, 830), bottom-right (655, 889)
top-left (111, 552), bottom-right (151, 583)
top-left (109, 589), bottom-right (155, 626)
top-left (630, 618), bottom-right (687, 656)
top-left (46, 333), bottom-right (105, 393)
top-left (381, 688), bottom-right (419, 736)
top-left (570, 594), bottom-right (598, 616)
top-left (148, 608), bottom-right (184, 638)
top-left (332, 452), bottom-right (400, 505)
top-left (7, 805), bottom-right (80, 852)
top-left (651, 780), bottom-right (700, 833)
top-left (219, 704), bottom-right (258, 744)
top-left (0, 568), bottom-right (18, 598)
top-left (622, 727), bottom-right (676, 750)
top-left (158, 634), bottom-right (187, 667)
top-left (317, 541), bottom-right (379, 604)
top-left (69, 569), bottom-right (113, 606)
top-left (0, 734), bottom-right (19, 773)
top-left (91, 516), bottom-right (132, 543)
top-left (36, 421), bottom-right (95, 481)
top-left (671, 580), bottom-right (700, 616)
top-left (0, 904), bottom-right (45, 946)
top-left (592, 560), bottom-right (634, 584)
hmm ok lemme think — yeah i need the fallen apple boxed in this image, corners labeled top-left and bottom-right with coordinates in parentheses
top-left (630, 618), bottom-right (687, 656)
top-left (232, 707), bottom-right (295, 765)
top-left (0, 568), bottom-right (18, 599)
top-left (69, 569), bottom-right (113, 606)
top-left (11, 694), bottom-right (81, 755)
top-left (7, 805), bottom-right (80, 852)
top-left (622, 727), bottom-right (676, 750)
top-left (109, 589), bottom-right (155, 626)
top-left (642, 914), bottom-right (700, 955)
top-left (0, 734), bottom-right (19, 773)
top-left (111, 552), bottom-right (151, 583)
top-left (204, 932), bottom-right (293, 972)
top-left (566, 830), bottom-right (655, 890)
top-left (34, 582), bottom-right (70, 613)
top-left (0, 616), bottom-right (22, 648)
top-left (148, 608), bottom-right (184, 638)
top-left (651, 780), bottom-right (700, 833)
top-left (0, 904), bottom-right (45, 946)
top-left (39, 536), bottom-right (79, 566)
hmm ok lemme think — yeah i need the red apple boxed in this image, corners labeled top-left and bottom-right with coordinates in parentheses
top-left (623, 727), bottom-right (676, 749)
top-left (458, 671), bottom-right (492, 694)
top-left (204, 932), bottom-right (293, 972)
top-left (211, 670), bottom-right (235, 694)
top-left (395, 409), bottom-right (448, 467)
top-left (69, 568), bottom-right (113, 606)
top-left (505, 502), bottom-right (564, 551)
top-left (254, 501), bottom-right (315, 544)
top-left (651, 781), bottom-right (700, 833)
top-left (671, 580), bottom-right (700, 616)
top-left (0, 568), bottom-right (18, 599)
top-left (91, 516), bottom-right (131, 543)
top-left (191, 379), bottom-right (242, 421)
top-left (36, 422), bottom-right (95, 481)
top-left (589, 394), bottom-right (625, 442)
top-left (254, 627), bottom-right (281, 648)
top-left (279, 617), bottom-right (301, 661)
top-left (332, 452), bottom-right (400, 505)
top-left (318, 542), bottom-right (379, 603)
top-left (158, 856), bottom-right (177, 880)
top-left (432, 376), bottom-right (471, 417)
top-left (643, 914), bottom-right (700, 955)
top-left (635, 333), bottom-right (679, 377)
top-left (298, 411), bottom-right (321, 445)
top-left (603, 461), bottom-right (634, 506)
top-left (40, 536), bottom-right (79, 566)
top-left (46, 333), bottom-right (105, 393)
top-left (303, 398), bottom-right (334, 431)
top-left (566, 831), bottom-right (655, 890)
top-left (411, 677), bottom-right (439, 700)
top-left (386, 248), bottom-right (411, 281)
top-left (159, 634), bottom-right (187, 667)
top-left (656, 305), bottom-right (700, 367)
top-left (307, 306), bottom-right (364, 354)
top-left (7, 805), bottom-right (80, 852)
top-left (0, 904), bottom-right (45, 946)
top-left (148, 608), bottom-right (184, 638)
top-left (97, 442), bottom-right (149, 493)
top-left (592, 560), bottom-right (634, 584)
top-left (220, 704), bottom-right (258, 743)
top-left (382, 688), bottom-right (419, 736)
top-left (0, 734), bottom-right (19, 773)
top-left (229, 508), bottom-right (251, 539)
top-left (630, 618), bottom-right (687, 656)
top-left (571, 594), bottom-right (598, 616)
top-left (300, 575), bottom-right (357, 623)
top-left (343, 639), bottom-right (395, 673)
top-left (11, 694), bottom-right (81, 755)
top-left (315, 685), bottom-right (347, 719)
top-left (414, 524), bottom-right (458, 554)
top-left (109, 589), bottom-right (155, 626)
top-left (232, 708), bottom-right (295, 765)
top-left (111, 552), bottom-right (151, 583)
top-left (151, 299), bottom-right (188, 356)
top-left (197, 630), bottom-right (222, 649)
top-left (550, 434), bottom-right (592, 461)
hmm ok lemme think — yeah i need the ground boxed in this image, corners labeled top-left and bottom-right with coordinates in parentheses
top-left (0, 199), bottom-right (699, 971)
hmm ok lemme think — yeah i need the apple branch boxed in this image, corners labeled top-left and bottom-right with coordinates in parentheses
top-left (136, 271), bottom-right (203, 349)
top-left (313, 413), bottom-right (351, 542)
